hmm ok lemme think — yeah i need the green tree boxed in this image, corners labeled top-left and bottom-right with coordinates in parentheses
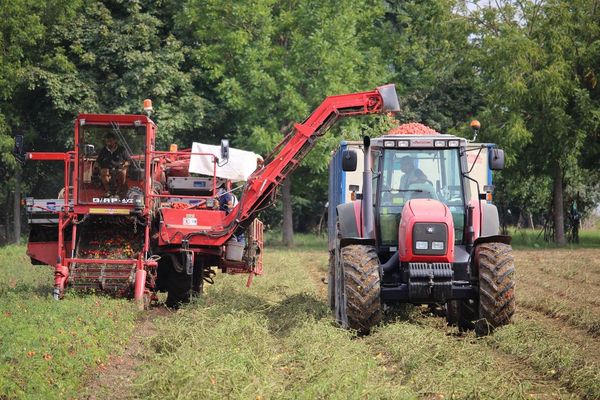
top-left (178, 0), bottom-right (389, 245)
top-left (0, 0), bottom-right (213, 242)
top-left (470, 0), bottom-right (600, 244)
top-left (0, 0), bottom-right (83, 243)
top-left (380, 0), bottom-right (483, 132)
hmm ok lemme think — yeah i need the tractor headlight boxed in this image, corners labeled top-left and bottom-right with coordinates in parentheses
top-left (413, 223), bottom-right (448, 255)
top-left (431, 241), bottom-right (444, 250)
top-left (415, 241), bottom-right (428, 250)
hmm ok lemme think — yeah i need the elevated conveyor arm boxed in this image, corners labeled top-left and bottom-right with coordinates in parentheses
top-left (223, 84), bottom-right (400, 232)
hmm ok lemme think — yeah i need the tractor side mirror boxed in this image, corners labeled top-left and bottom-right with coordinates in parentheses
top-left (84, 144), bottom-right (95, 156)
top-left (341, 150), bottom-right (357, 172)
top-left (489, 148), bottom-right (505, 170)
top-left (220, 139), bottom-right (230, 164)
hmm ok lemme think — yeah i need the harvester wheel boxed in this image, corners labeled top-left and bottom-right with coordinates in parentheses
top-left (165, 270), bottom-right (191, 308)
top-left (337, 245), bottom-right (381, 334)
top-left (474, 242), bottom-right (516, 335)
top-left (165, 254), bottom-right (192, 308)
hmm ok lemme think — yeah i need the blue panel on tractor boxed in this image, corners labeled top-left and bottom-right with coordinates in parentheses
top-left (327, 141), bottom-right (348, 252)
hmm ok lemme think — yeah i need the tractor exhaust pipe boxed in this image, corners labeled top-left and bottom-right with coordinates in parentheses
top-left (362, 136), bottom-right (374, 239)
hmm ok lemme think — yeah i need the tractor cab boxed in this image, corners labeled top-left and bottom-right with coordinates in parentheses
top-left (372, 138), bottom-right (468, 251)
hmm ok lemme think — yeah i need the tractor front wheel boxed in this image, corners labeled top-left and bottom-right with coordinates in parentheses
top-left (474, 242), bottom-right (516, 335)
top-left (336, 244), bottom-right (381, 334)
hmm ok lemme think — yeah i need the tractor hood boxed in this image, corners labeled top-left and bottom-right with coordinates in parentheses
top-left (398, 199), bottom-right (455, 263)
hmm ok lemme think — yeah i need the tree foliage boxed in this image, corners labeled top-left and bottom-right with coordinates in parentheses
top-left (0, 0), bottom-right (598, 244)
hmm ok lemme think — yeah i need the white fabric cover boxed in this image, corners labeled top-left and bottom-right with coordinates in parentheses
top-left (188, 142), bottom-right (262, 182)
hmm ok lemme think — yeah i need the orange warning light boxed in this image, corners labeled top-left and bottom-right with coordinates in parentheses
top-left (143, 99), bottom-right (153, 113)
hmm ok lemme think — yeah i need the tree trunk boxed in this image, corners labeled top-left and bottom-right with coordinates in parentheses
top-left (552, 163), bottom-right (566, 246)
top-left (281, 178), bottom-right (294, 247)
top-left (13, 170), bottom-right (22, 244)
top-left (4, 191), bottom-right (11, 243)
top-left (528, 212), bottom-right (534, 229)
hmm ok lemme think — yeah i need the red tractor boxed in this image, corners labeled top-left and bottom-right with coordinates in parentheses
top-left (327, 123), bottom-right (515, 334)
top-left (23, 85), bottom-right (400, 308)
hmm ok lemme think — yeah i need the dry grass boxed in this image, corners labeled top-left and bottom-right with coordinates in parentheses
top-left (2, 237), bottom-right (600, 399)
top-left (517, 250), bottom-right (600, 336)
top-left (130, 238), bottom-right (599, 399)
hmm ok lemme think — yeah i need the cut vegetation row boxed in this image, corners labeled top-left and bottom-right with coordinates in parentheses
top-left (104, 242), bottom-right (599, 399)
top-left (1, 241), bottom-right (599, 399)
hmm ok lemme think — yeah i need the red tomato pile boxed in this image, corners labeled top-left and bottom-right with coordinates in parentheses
top-left (388, 122), bottom-right (439, 135)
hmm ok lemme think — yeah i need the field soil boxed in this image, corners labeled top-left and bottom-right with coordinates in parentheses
top-left (1, 242), bottom-right (599, 399)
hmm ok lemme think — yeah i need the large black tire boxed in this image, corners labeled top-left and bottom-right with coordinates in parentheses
top-left (337, 245), bottom-right (382, 334)
top-left (165, 268), bottom-right (192, 308)
top-left (474, 242), bottom-right (516, 335)
top-left (164, 253), bottom-right (192, 308)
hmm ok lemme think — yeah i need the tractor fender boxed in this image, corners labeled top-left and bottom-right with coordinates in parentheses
top-left (480, 202), bottom-right (501, 237)
top-left (474, 235), bottom-right (512, 246)
top-left (336, 202), bottom-right (375, 247)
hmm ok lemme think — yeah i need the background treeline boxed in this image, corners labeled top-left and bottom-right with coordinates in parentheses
top-left (0, 0), bottom-right (598, 246)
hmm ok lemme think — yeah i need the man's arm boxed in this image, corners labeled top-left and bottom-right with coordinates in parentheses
top-left (96, 148), bottom-right (109, 168)
top-left (119, 146), bottom-right (131, 167)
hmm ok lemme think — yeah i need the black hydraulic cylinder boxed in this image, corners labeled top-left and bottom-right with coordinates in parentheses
top-left (466, 205), bottom-right (474, 253)
top-left (362, 136), bottom-right (374, 239)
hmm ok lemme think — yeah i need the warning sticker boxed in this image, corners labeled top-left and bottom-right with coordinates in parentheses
top-left (183, 214), bottom-right (197, 226)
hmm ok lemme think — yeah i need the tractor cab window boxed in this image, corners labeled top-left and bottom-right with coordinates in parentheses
top-left (377, 148), bottom-right (465, 245)
top-left (78, 123), bottom-right (146, 204)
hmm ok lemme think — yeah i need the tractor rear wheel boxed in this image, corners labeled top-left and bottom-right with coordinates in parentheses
top-left (474, 242), bottom-right (516, 335)
top-left (336, 244), bottom-right (381, 334)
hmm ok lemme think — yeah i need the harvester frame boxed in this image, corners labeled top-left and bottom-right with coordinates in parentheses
top-left (24, 85), bottom-right (401, 308)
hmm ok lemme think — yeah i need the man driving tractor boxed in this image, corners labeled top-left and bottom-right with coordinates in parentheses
top-left (399, 155), bottom-right (427, 189)
top-left (97, 132), bottom-right (130, 196)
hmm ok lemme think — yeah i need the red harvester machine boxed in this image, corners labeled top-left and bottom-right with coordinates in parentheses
top-left (23, 85), bottom-right (400, 308)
